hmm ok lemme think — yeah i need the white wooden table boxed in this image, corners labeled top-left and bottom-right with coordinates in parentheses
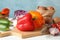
top-left (0, 35), bottom-right (60, 40)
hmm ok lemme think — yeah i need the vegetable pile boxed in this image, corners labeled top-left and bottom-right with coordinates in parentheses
top-left (14, 6), bottom-right (60, 36)
top-left (15, 10), bottom-right (45, 31)
top-left (0, 6), bottom-right (60, 36)
top-left (0, 8), bottom-right (12, 31)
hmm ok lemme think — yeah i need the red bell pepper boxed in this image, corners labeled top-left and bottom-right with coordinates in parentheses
top-left (16, 13), bottom-right (34, 31)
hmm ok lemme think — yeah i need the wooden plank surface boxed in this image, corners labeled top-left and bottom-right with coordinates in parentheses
top-left (11, 27), bottom-right (49, 38)
top-left (0, 31), bottom-right (11, 37)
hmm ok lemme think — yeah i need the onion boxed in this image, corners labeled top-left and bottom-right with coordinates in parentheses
top-left (49, 27), bottom-right (59, 35)
top-left (14, 10), bottom-right (27, 17)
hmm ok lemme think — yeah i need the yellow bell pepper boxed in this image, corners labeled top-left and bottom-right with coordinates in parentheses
top-left (29, 10), bottom-right (45, 30)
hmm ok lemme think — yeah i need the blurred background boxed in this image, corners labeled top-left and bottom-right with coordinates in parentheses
top-left (0, 0), bottom-right (60, 18)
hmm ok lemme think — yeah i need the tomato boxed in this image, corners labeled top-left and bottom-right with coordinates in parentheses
top-left (1, 8), bottom-right (10, 16)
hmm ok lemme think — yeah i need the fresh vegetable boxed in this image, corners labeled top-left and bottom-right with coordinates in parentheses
top-left (0, 18), bottom-right (10, 24)
top-left (0, 18), bottom-right (12, 31)
top-left (50, 22), bottom-right (60, 35)
top-left (36, 6), bottom-right (55, 24)
top-left (0, 24), bottom-right (9, 31)
top-left (0, 8), bottom-right (10, 18)
top-left (16, 13), bottom-right (34, 31)
top-left (14, 10), bottom-right (27, 19)
top-left (51, 24), bottom-right (57, 28)
top-left (56, 22), bottom-right (60, 31)
top-left (1, 8), bottom-right (10, 15)
top-left (49, 27), bottom-right (59, 35)
top-left (29, 10), bottom-right (45, 30)
top-left (51, 22), bottom-right (60, 31)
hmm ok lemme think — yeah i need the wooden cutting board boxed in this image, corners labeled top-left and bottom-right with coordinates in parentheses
top-left (0, 17), bottom-right (60, 38)
top-left (0, 25), bottom-right (49, 38)
top-left (0, 31), bottom-right (11, 37)
top-left (11, 25), bottom-right (49, 38)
